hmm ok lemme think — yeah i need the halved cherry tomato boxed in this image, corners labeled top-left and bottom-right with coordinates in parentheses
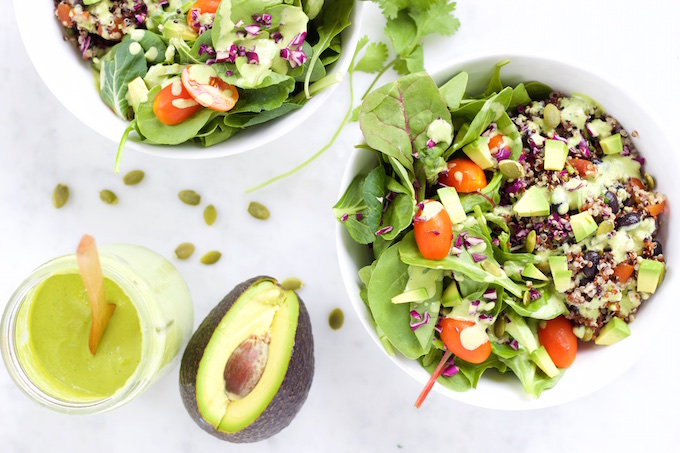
top-left (648, 199), bottom-right (666, 217)
top-left (438, 158), bottom-right (487, 193)
top-left (568, 158), bottom-right (597, 177)
top-left (538, 315), bottom-right (577, 368)
top-left (629, 177), bottom-right (645, 191)
top-left (413, 200), bottom-right (453, 260)
top-left (612, 263), bottom-right (634, 283)
top-left (188, 0), bottom-right (221, 32)
top-left (440, 318), bottom-right (491, 364)
top-left (56, 3), bottom-right (73, 27)
top-left (152, 80), bottom-right (202, 125)
top-left (181, 66), bottom-right (239, 112)
top-left (488, 134), bottom-right (505, 151)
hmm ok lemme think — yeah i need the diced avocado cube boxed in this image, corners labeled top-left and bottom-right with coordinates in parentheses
top-left (636, 259), bottom-right (665, 294)
top-left (441, 281), bottom-right (462, 308)
top-left (522, 263), bottom-right (549, 281)
top-left (512, 186), bottom-right (551, 217)
top-left (594, 317), bottom-right (631, 345)
top-left (548, 256), bottom-right (568, 273)
top-left (600, 133), bottom-right (623, 155)
top-left (163, 20), bottom-right (199, 41)
top-left (126, 77), bottom-right (149, 112)
top-left (391, 288), bottom-right (430, 304)
top-left (569, 211), bottom-right (597, 242)
top-left (504, 310), bottom-right (538, 352)
top-left (530, 345), bottom-right (560, 377)
top-left (552, 269), bottom-right (573, 293)
top-left (462, 136), bottom-right (494, 170)
top-left (437, 187), bottom-right (467, 224)
top-left (543, 139), bottom-right (569, 171)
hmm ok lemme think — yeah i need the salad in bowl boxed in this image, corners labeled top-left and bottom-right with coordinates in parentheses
top-left (21, 0), bottom-right (361, 161)
top-left (335, 58), bottom-right (671, 409)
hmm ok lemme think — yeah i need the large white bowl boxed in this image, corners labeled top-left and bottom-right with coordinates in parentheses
top-left (336, 54), bottom-right (678, 410)
top-left (15, 0), bottom-right (363, 159)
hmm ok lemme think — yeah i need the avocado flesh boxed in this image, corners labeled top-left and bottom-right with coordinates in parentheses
top-left (194, 281), bottom-right (294, 434)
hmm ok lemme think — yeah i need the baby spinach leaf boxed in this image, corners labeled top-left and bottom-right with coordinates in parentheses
top-left (524, 81), bottom-right (553, 101)
top-left (333, 175), bottom-right (375, 244)
top-left (455, 355), bottom-right (507, 388)
top-left (304, 0), bottom-right (355, 96)
top-left (496, 111), bottom-right (522, 160)
top-left (509, 82), bottom-right (531, 109)
top-left (411, 276), bottom-right (442, 351)
top-left (199, 123), bottom-right (240, 147)
top-left (360, 72), bottom-right (451, 178)
top-left (303, 0), bottom-right (325, 20)
top-left (188, 30), bottom-right (214, 64)
top-left (459, 171), bottom-right (503, 213)
top-left (483, 59), bottom-right (509, 97)
top-left (449, 86), bottom-right (513, 153)
top-left (491, 343), bottom-right (563, 398)
top-left (100, 40), bottom-right (148, 120)
top-left (136, 86), bottom-right (214, 145)
top-left (504, 290), bottom-right (568, 320)
top-left (293, 42), bottom-right (327, 83)
top-left (131, 30), bottom-right (167, 65)
top-left (225, 72), bottom-right (296, 113)
top-left (363, 166), bottom-right (415, 241)
top-left (399, 231), bottom-right (524, 297)
top-left (440, 71), bottom-right (468, 110)
top-left (224, 102), bottom-right (302, 128)
top-left (367, 244), bottom-right (426, 359)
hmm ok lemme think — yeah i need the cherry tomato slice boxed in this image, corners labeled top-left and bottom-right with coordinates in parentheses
top-left (438, 158), bottom-right (487, 193)
top-left (188, 0), bottom-right (221, 32)
top-left (181, 65), bottom-right (239, 112)
top-left (568, 158), bottom-right (597, 177)
top-left (488, 134), bottom-right (505, 151)
top-left (538, 315), bottom-right (577, 368)
top-left (440, 318), bottom-right (491, 364)
top-left (152, 80), bottom-right (202, 125)
top-left (413, 200), bottom-right (453, 260)
top-left (56, 3), bottom-right (73, 27)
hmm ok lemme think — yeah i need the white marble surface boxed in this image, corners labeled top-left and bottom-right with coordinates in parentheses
top-left (1, 1), bottom-right (679, 452)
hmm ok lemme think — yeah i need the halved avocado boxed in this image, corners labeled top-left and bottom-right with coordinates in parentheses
top-left (179, 276), bottom-right (314, 443)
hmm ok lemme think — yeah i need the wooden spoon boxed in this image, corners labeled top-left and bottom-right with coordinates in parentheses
top-left (76, 234), bottom-right (116, 355)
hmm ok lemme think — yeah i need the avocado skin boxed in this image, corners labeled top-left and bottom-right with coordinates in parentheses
top-left (179, 276), bottom-right (315, 443)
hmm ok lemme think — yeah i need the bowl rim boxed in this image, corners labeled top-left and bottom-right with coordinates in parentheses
top-left (335, 52), bottom-right (677, 410)
top-left (14, 0), bottom-right (365, 159)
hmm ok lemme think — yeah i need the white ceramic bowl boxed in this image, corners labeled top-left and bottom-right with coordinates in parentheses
top-left (336, 54), bottom-right (678, 410)
top-left (15, 0), bottom-right (364, 159)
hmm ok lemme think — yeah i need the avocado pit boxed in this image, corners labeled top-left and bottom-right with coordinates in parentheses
top-left (224, 335), bottom-right (270, 400)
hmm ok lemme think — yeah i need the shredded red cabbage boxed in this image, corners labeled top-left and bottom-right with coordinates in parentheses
top-left (483, 288), bottom-right (497, 300)
top-left (410, 311), bottom-right (431, 331)
top-left (375, 226), bottom-right (393, 236)
top-left (340, 214), bottom-right (348, 222)
top-left (472, 253), bottom-right (487, 263)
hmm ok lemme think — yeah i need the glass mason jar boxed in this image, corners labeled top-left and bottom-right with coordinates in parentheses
top-left (1, 244), bottom-right (194, 414)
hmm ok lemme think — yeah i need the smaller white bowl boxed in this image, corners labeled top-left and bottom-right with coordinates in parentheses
top-left (336, 54), bottom-right (678, 410)
top-left (15, 0), bottom-right (364, 159)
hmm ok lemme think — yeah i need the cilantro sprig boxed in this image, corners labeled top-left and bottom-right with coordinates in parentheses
top-left (247, 0), bottom-right (460, 193)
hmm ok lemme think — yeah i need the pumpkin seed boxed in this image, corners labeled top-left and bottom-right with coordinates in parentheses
top-left (494, 316), bottom-right (505, 337)
top-left (52, 183), bottom-right (69, 209)
top-left (204, 204), bottom-right (217, 226)
top-left (523, 290), bottom-right (531, 306)
top-left (481, 260), bottom-right (502, 277)
top-left (329, 308), bottom-right (344, 330)
top-left (248, 201), bottom-right (270, 220)
top-left (280, 277), bottom-right (303, 291)
top-left (525, 230), bottom-right (537, 254)
top-left (543, 103), bottom-right (561, 129)
top-left (644, 173), bottom-right (655, 189)
top-left (99, 190), bottom-right (118, 205)
top-left (596, 219), bottom-right (615, 236)
top-left (123, 170), bottom-right (145, 185)
top-left (200, 251), bottom-right (221, 265)
top-left (174, 243), bottom-right (195, 260)
top-left (498, 160), bottom-right (525, 179)
top-left (179, 190), bottom-right (201, 206)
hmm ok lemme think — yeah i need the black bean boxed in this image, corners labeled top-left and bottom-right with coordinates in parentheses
top-left (623, 197), bottom-right (635, 207)
top-left (604, 191), bottom-right (619, 213)
top-left (582, 251), bottom-right (599, 279)
top-left (653, 240), bottom-right (663, 256)
top-left (617, 212), bottom-right (641, 227)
